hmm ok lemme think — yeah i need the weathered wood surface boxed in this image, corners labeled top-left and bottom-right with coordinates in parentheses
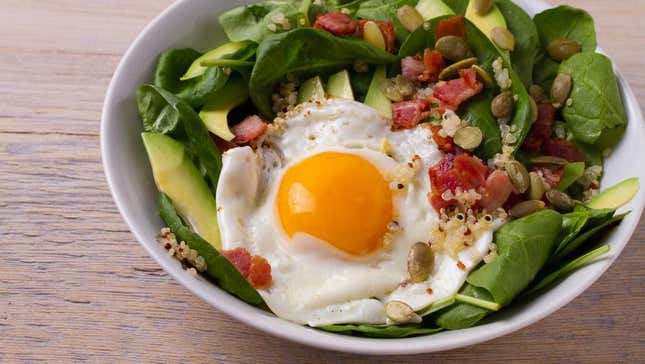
top-left (1, 0), bottom-right (643, 362)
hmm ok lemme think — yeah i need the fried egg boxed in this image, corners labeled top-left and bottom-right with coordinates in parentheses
top-left (216, 98), bottom-right (497, 326)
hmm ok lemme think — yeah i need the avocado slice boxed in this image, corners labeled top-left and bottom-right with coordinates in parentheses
top-left (327, 70), bottom-right (354, 100)
top-left (415, 0), bottom-right (455, 20)
top-left (181, 40), bottom-right (253, 81)
top-left (587, 177), bottom-right (640, 210)
top-left (199, 76), bottom-right (248, 141)
top-left (298, 76), bottom-right (325, 104)
top-left (142, 132), bottom-right (222, 249)
top-left (465, 0), bottom-right (508, 51)
top-left (364, 66), bottom-right (392, 118)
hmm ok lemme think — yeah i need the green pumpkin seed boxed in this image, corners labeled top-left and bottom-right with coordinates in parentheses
top-left (438, 57), bottom-right (478, 81)
top-left (435, 35), bottom-right (472, 62)
top-left (529, 96), bottom-right (538, 123)
top-left (529, 84), bottom-right (548, 103)
top-left (473, 0), bottom-right (493, 15)
top-left (397, 5), bottom-right (424, 32)
top-left (509, 200), bottom-right (546, 218)
top-left (385, 300), bottom-right (422, 324)
top-left (529, 156), bottom-right (569, 166)
top-left (547, 38), bottom-right (581, 61)
top-left (546, 189), bottom-right (575, 212)
top-left (491, 91), bottom-right (515, 119)
top-left (471, 65), bottom-right (494, 87)
top-left (551, 73), bottom-right (572, 109)
top-left (506, 160), bottom-right (530, 193)
top-left (528, 172), bottom-right (546, 200)
top-left (491, 27), bottom-right (515, 51)
top-left (379, 78), bottom-right (403, 102)
top-left (407, 242), bottom-right (434, 283)
top-left (453, 126), bottom-right (483, 150)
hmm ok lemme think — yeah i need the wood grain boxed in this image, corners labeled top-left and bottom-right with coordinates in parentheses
top-left (1, 0), bottom-right (643, 362)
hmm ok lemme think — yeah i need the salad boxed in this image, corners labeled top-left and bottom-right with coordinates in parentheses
top-left (137, 0), bottom-right (639, 338)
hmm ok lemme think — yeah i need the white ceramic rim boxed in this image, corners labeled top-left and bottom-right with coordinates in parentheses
top-left (101, 0), bottom-right (645, 355)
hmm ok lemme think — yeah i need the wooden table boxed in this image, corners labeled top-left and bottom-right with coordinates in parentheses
top-left (2, 0), bottom-right (643, 362)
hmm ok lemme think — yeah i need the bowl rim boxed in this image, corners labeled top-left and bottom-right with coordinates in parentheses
top-left (101, 0), bottom-right (645, 355)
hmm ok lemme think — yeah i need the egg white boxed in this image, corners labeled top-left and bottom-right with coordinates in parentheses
top-left (216, 99), bottom-right (496, 326)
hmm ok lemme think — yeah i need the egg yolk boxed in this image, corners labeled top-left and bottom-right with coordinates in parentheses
top-left (277, 152), bottom-right (393, 256)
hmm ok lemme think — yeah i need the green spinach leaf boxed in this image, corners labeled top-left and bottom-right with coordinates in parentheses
top-left (533, 6), bottom-right (597, 54)
top-left (355, 0), bottom-right (417, 43)
top-left (560, 52), bottom-right (627, 146)
top-left (556, 162), bottom-right (585, 191)
top-left (219, 1), bottom-right (308, 43)
top-left (442, 0), bottom-right (468, 15)
top-left (494, 0), bottom-right (540, 88)
top-left (532, 53), bottom-right (559, 91)
top-left (318, 323), bottom-right (442, 338)
top-left (553, 212), bottom-right (627, 262)
top-left (249, 27), bottom-right (398, 118)
top-left (153, 48), bottom-right (229, 108)
top-left (137, 84), bottom-right (185, 137)
top-left (460, 90), bottom-right (502, 160)
top-left (434, 285), bottom-right (492, 330)
top-left (158, 193), bottom-right (264, 305)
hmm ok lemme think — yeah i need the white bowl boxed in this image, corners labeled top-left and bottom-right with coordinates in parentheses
top-left (101, 0), bottom-right (645, 354)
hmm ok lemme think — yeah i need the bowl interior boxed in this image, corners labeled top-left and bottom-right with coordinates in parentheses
top-left (101, 0), bottom-right (645, 354)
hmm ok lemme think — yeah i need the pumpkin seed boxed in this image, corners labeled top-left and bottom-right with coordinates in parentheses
top-left (491, 27), bottom-right (515, 51)
top-left (528, 172), bottom-right (546, 200)
top-left (547, 38), bottom-right (581, 61)
top-left (529, 96), bottom-right (538, 123)
top-left (397, 5), bottom-right (424, 32)
top-left (529, 84), bottom-right (548, 103)
top-left (379, 78), bottom-right (403, 102)
top-left (453, 126), bottom-right (483, 150)
top-left (363, 21), bottom-right (386, 50)
top-left (491, 91), bottom-right (515, 119)
top-left (407, 242), bottom-right (434, 283)
top-left (551, 73), bottom-right (572, 109)
top-left (509, 200), bottom-right (546, 218)
top-left (506, 160), bottom-right (530, 193)
top-left (473, 0), bottom-right (493, 15)
top-left (471, 65), bottom-right (494, 87)
top-left (438, 57), bottom-right (478, 81)
top-left (529, 156), bottom-right (569, 166)
top-left (435, 35), bottom-right (472, 62)
top-left (546, 189), bottom-right (575, 212)
top-left (385, 301), bottom-right (422, 324)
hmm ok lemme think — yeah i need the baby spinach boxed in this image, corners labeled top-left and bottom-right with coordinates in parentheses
top-left (553, 212), bottom-right (627, 262)
top-left (460, 91), bottom-right (503, 160)
top-left (442, 0), bottom-right (468, 15)
top-left (319, 323), bottom-right (442, 338)
top-left (435, 285), bottom-right (493, 330)
top-left (556, 162), bottom-right (585, 191)
top-left (219, 1), bottom-right (308, 43)
top-left (137, 85), bottom-right (223, 188)
top-left (355, 0), bottom-right (417, 43)
top-left (153, 48), bottom-right (229, 108)
top-left (532, 54), bottom-right (559, 91)
top-left (159, 193), bottom-right (264, 305)
top-left (533, 6), bottom-right (597, 54)
top-left (554, 206), bottom-right (615, 256)
top-left (494, 0), bottom-right (540, 88)
top-left (249, 27), bottom-right (398, 118)
top-left (560, 53), bottom-right (627, 146)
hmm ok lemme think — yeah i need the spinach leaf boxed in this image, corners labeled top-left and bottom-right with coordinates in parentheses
top-left (553, 212), bottom-right (627, 262)
top-left (355, 0), bottom-right (417, 43)
top-left (158, 193), bottom-right (264, 305)
top-left (532, 53), bottom-right (559, 91)
top-left (249, 28), bottom-right (398, 118)
top-left (434, 285), bottom-right (492, 330)
top-left (494, 0), bottom-right (540, 88)
top-left (308, 0), bottom-right (366, 20)
top-left (318, 323), bottom-right (442, 338)
top-left (153, 49), bottom-right (229, 108)
top-left (560, 53), bottom-right (627, 146)
top-left (460, 90), bottom-right (502, 160)
top-left (466, 209), bottom-right (562, 305)
top-left (399, 17), bottom-right (531, 151)
top-left (556, 162), bottom-right (585, 191)
top-left (442, 0), bottom-right (468, 15)
top-left (219, 0), bottom-right (308, 43)
top-left (533, 6), bottom-right (597, 54)
top-left (524, 245), bottom-right (610, 297)
top-left (554, 206), bottom-right (615, 256)
top-left (137, 85), bottom-right (223, 188)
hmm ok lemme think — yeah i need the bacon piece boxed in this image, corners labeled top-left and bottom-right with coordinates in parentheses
top-left (420, 49), bottom-right (445, 83)
top-left (522, 103), bottom-right (556, 152)
top-left (314, 11), bottom-right (358, 36)
top-left (392, 100), bottom-right (429, 129)
top-left (543, 139), bottom-right (585, 162)
top-left (479, 170), bottom-right (513, 211)
top-left (401, 55), bottom-right (425, 81)
top-left (247, 256), bottom-right (272, 289)
top-left (430, 125), bottom-right (455, 153)
top-left (231, 115), bottom-right (268, 144)
top-left (222, 248), bottom-right (252, 277)
top-left (435, 16), bottom-right (467, 39)
top-left (358, 19), bottom-right (397, 52)
top-left (433, 69), bottom-right (483, 111)
top-left (428, 154), bottom-right (490, 211)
